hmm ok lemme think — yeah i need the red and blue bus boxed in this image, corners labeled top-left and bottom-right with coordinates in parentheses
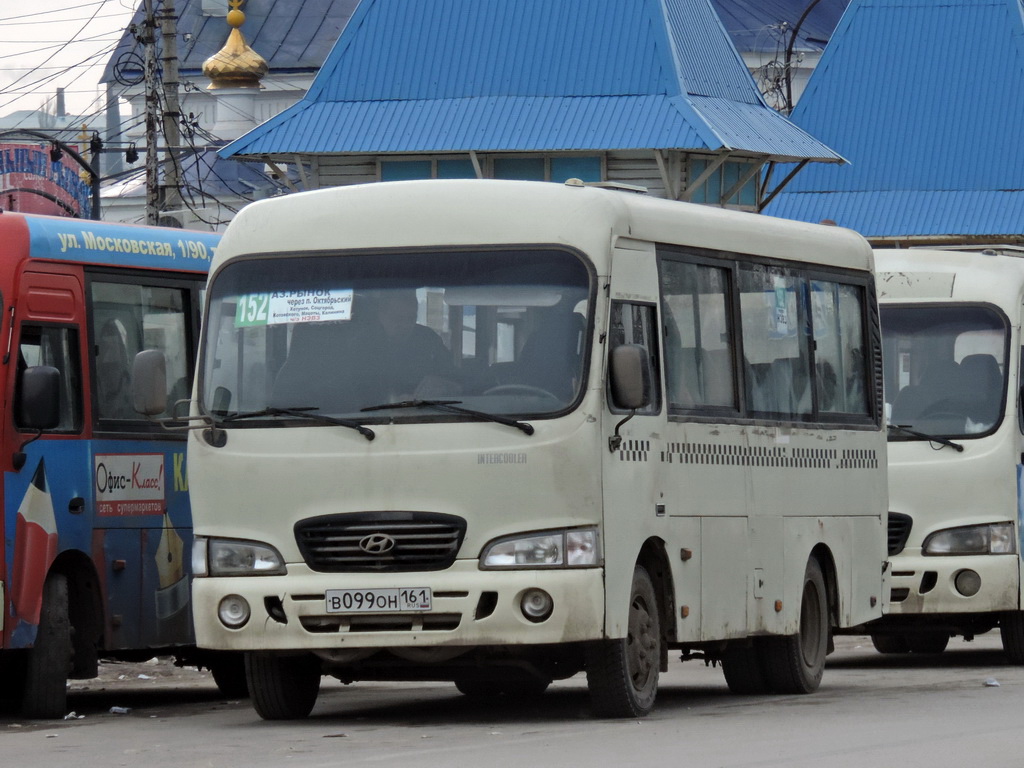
top-left (0, 211), bottom-right (230, 717)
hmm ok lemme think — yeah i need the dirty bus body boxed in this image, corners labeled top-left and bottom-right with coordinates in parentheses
top-left (874, 247), bottom-right (1024, 659)
top-left (184, 179), bottom-right (887, 719)
top-left (0, 212), bottom-right (233, 718)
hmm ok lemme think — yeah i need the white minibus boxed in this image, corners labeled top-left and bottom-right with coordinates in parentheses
top-left (874, 246), bottom-right (1024, 660)
top-left (141, 179), bottom-right (888, 719)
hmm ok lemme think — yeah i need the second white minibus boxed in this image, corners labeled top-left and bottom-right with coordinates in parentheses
top-left (874, 246), bottom-right (1024, 661)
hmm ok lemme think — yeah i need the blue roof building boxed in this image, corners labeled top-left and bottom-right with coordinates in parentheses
top-left (766, 0), bottom-right (1024, 243)
top-left (219, 0), bottom-right (843, 208)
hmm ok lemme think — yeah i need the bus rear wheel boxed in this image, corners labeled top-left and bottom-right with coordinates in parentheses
top-left (586, 565), bottom-right (661, 717)
top-left (906, 632), bottom-right (949, 654)
top-left (722, 640), bottom-right (770, 694)
top-left (870, 634), bottom-right (910, 654)
top-left (21, 572), bottom-right (73, 719)
top-left (246, 652), bottom-right (321, 720)
top-left (1000, 611), bottom-right (1024, 664)
top-left (761, 558), bottom-right (829, 695)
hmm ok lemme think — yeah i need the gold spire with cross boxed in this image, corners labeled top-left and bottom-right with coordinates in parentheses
top-left (202, 0), bottom-right (268, 89)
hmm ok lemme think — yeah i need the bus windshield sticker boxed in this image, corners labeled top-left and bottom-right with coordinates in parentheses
top-left (235, 289), bottom-right (353, 327)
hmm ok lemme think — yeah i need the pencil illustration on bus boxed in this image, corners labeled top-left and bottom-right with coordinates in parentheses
top-left (136, 179), bottom-right (889, 719)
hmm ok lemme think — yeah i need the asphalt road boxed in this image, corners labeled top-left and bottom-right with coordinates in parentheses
top-left (1, 634), bottom-right (1020, 768)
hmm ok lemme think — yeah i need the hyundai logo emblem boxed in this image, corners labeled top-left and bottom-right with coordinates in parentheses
top-left (359, 533), bottom-right (396, 554)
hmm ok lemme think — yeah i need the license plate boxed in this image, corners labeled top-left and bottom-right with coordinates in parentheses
top-left (325, 588), bottom-right (433, 614)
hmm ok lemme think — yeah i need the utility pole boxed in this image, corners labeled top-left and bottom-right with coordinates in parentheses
top-left (142, 0), bottom-right (160, 224)
top-left (159, 0), bottom-right (183, 227)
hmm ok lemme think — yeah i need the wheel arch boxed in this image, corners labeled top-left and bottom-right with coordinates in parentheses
top-left (809, 543), bottom-right (839, 628)
top-left (637, 537), bottom-right (674, 669)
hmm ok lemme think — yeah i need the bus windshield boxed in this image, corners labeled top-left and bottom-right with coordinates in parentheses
top-left (201, 248), bottom-right (592, 422)
top-left (881, 304), bottom-right (1008, 438)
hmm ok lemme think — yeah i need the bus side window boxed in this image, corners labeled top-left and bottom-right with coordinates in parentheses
top-left (810, 281), bottom-right (869, 416)
top-left (91, 281), bottom-right (192, 423)
top-left (738, 267), bottom-right (812, 419)
top-left (660, 260), bottom-right (736, 410)
top-left (15, 325), bottom-right (82, 432)
top-left (607, 301), bottom-right (661, 415)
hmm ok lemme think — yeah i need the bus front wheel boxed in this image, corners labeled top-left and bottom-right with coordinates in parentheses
top-left (22, 572), bottom-right (73, 719)
top-left (246, 652), bottom-right (321, 720)
top-left (586, 565), bottom-right (661, 717)
top-left (760, 558), bottom-right (829, 694)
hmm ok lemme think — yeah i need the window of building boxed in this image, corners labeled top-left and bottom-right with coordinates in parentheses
top-left (689, 158), bottom-right (759, 207)
top-left (380, 158), bottom-right (477, 181)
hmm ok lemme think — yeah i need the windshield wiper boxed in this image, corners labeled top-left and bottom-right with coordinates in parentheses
top-left (361, 399), bottom-right (535, 436)
top-left (219, 406), bottom-right (375, 440)
top-left (887, 423), bottom-right (963, 452)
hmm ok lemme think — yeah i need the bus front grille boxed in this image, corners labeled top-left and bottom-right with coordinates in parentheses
top-left (887, 512), bottom-right (912, 556)
top-left (295, 511), bottom-right (466, 572)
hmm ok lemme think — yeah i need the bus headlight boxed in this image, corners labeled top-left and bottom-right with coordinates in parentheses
top-left (480, 528), bottom-right (601, 569)
top-left (194, 536), bottom-right (287, 576)
top-left (922, 523), bottom-right (1017, 556)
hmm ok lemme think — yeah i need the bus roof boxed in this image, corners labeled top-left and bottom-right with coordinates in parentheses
top-left (213, 179), bottom-right (873, 275)
top-left (875, 246), bottom-right (1024, 308)
top-left (5, 212), bottom-right (219, 273)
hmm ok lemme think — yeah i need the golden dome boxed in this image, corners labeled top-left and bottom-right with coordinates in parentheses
top-left (202, 2), bottom-right (268, 90)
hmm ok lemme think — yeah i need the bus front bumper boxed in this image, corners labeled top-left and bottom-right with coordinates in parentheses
top-left (883, 552), bottom-right (1020, 616)
top-left (191, 561), bottom-right (606, 652)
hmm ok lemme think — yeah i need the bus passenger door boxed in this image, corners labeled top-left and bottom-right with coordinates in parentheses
top-left (601, 299), bottom-right (669, 636)
top-left (88, 277), bottom-right (197, 650)
top-left (3, 267), bottom-right (92, 650)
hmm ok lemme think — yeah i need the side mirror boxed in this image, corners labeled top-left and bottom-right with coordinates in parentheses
top-left (132, 349), bottom-right (168, 417)
top-left (18, 365), bottom-right (61, 430)
top-left (609, 344), bottom-right (652, 411)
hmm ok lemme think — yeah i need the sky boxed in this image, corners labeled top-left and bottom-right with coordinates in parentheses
top-left (0, 0), bottom-right (140, 119)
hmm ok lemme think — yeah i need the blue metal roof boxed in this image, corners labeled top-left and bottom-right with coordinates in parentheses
top-left (220, 0), bottom-right (842, 162)
top-left (766, 0), bottom-right (1024, 238)
top-left (101, 0), bottom-right (359, 82)
top-left (710, 0), bottom-right (849, 53)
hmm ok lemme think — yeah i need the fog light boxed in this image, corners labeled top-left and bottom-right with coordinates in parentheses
top-left (218, 594), bottom-right (251, 628)
top-left (954, 569), bottom-right (982, 597)
top-left (520, 588), bottom-right (554, 623)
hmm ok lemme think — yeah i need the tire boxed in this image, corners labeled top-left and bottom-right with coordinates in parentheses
top-left (761, 558), bottom-right (829, 695)
top-left (870, 634), bottom-right (910, 654)
top-left (21, 572), bottom-right (73, 719)
top-left (586, 565), bottom-right (661, 718)
top-left (246, 652), bottom-right (321, 720)
top-left (722, 641), bottom-right (770, 695)
top-left (0, 654), bottom-right (28, 713)
top-left (211, 653), bottom-right (250, 698)
top-left (906, 632), bottom-right (949, 655)
top-left (454, 676), bottom-right (551, 698)
top-left (1000, 611), bottom-right (1024, 664)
